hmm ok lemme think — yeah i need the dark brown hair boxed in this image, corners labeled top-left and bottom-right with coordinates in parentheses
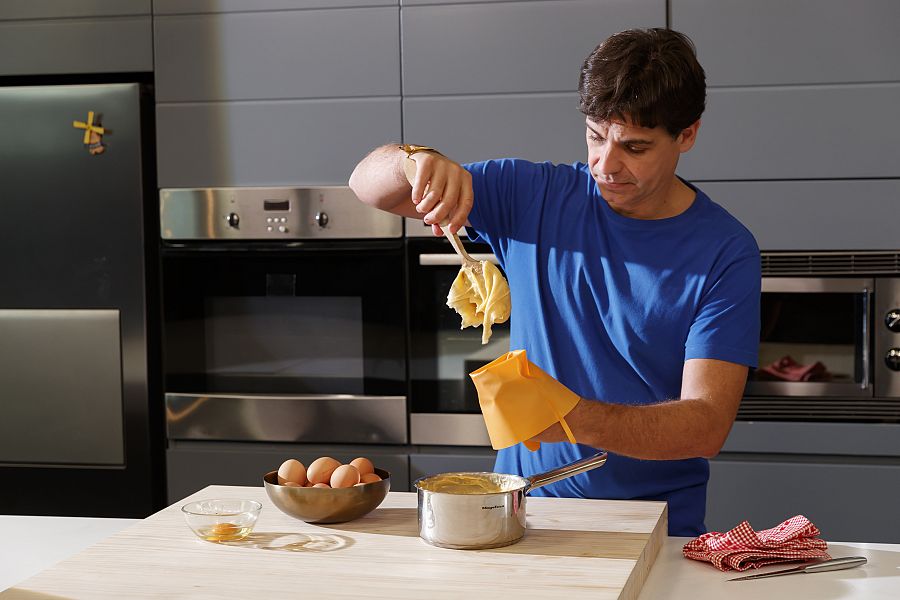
top-left (578, 28), bottom-right (706, 137)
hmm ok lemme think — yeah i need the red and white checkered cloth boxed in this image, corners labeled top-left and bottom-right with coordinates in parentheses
top-left (683, 515), bottom-right (830, 572)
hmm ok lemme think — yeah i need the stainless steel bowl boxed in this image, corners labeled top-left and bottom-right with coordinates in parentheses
top-left (263, 468), bottom-right (390, 524)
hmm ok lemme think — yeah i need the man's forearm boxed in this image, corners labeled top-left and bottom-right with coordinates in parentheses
top-left (563, 397), bottom-right (733, 460)
top-left (348, 143), bottom-right (412, 212)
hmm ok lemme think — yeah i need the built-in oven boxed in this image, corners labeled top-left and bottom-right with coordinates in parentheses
top-left (406, 220), bottom-right (510, 445)
top-left (160, 188), bottom-right (408, 446)
top-left (740, 252), bottom-right (900, 422)
top-left (406, 235), bottom-right (900, 437)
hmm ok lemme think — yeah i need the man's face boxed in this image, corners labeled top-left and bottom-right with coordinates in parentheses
top-left (585, 116), bottom-right (699, 218)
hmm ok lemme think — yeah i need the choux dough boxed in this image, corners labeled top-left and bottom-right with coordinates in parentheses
top-left (446, 261), bottom-right (511, 344)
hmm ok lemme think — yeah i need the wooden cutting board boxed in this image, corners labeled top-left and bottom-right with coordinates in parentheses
top-left (3, 487), bottom-right (667, 600)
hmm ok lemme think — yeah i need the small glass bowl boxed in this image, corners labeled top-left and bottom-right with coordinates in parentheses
top-left (181, 499), bottom-right (261, 542)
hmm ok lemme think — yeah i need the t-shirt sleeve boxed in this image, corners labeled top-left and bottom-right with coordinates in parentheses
top-left (684, 238), bottom-right (761, 368)
top-left (462, 158), bottom-right (547, 249)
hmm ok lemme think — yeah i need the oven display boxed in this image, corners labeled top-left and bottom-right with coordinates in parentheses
top-left (263, 199), bottom-right (290, 212)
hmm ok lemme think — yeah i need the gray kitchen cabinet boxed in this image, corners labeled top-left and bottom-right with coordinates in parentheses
top-left (707, 455), bottom-right (900, 543)
top-left (697, 179), bottom-right (900, 251)
top-left (404, 94), bottom-right (585, 165)
top-left (680, 84), bottom-right (900, 181)
top-left (153, 0), bottom-right (395, 14)
top-left (401, 0), bottom-right (663, 167)
top-left (672, 0), bottom-right (900, 86)
top-left (0, 1), bottom-right (152, 76)
top-left (156, 97), bottom-right (400, 187)
top-left (0, 1), bottom-right (149, 19)
top-left (402, 0), bottom-right (664, 96)
top-left (409, 447), bottom-right (498, 484)
top-left (154, 7), bottom-right (400, 102)
top-left (154, 3), bottom-right (402, 188)
top-left (166, 440), bottom-right (410, 504)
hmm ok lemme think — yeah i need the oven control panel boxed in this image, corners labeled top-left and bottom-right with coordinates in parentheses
top-left (876, 278), bottom-right (900, 394)
top-left (160, 187), bottom-right (402, 240)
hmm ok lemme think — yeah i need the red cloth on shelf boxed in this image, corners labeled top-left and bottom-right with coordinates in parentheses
top-left (682, 515), bottom-right (830, 572)
top-left (757, 355), bottom-right (832, 382)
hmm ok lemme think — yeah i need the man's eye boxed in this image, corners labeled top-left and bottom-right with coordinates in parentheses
top-left (627, 146), bottom-right (646, 154)
top-left (589, 134), bottom-right (604, 143)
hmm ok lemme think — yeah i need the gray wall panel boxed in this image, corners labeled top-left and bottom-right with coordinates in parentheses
top-left (154, 0), bottom-right (395, 14)
top-left (694, 180), bottom-right (900, 251)
top-left (402, 0), bottom-right (664, 95)
top-left (0, 17), bottom-right (152, 75)
top-left (0, 0), bottom-right (149, 20)
top-left (680, 84), bottom-right (900, 181)
top-left (155, 8), bottom-right (399, 102)
top-left (404, 94), bottom-right (586, 164)
top-left (707, 457), bottom-right (900, 542)
top-left (672, 0), bottom-right (900, 86)
top-left (157, 98), bottom-right (401, 187)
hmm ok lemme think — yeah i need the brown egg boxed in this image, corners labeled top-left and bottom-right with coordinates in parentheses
top-left (349, 457), bottom-right (374, 476)
top-left (330, 464), bottom-right (361, 488)
top-left (283, 481), bottom-right (303, 487)
top-left (277, 459), bottom-right (307, 486)
top-left (313, 482), bottom-right (331, 489)
top-left (307, 456), bottom-right (341, 484)
top-left (359, 472), bottom-right (382, 484)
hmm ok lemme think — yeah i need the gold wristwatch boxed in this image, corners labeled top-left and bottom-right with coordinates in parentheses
top-left (399, 144), bottom-right (442, 159)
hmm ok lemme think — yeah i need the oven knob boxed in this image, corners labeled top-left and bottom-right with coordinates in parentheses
top-left (886, 309), bottom-right (900, 333)
top-left (315, 211), bottom-right (329, 228)
top-left (225, 212), bottom-right (240, 228)
top-left (886, 348), bottom-right (900, 372)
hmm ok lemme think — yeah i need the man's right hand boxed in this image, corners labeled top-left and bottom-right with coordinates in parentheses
top-left (406, 151), bottom-right (473, 236)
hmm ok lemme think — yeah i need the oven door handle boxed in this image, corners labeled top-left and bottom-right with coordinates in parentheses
top-left (418, 253), bottom-right (498, 266)
top-left (862, 285), bottom-right (871, 390)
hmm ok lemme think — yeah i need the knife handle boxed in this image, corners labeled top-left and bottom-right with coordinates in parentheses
top-left (804, 556), bottom-right (867, 573)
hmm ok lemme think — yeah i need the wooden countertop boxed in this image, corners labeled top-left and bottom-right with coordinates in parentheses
top-left (2, 486), bottom-right (667, 600)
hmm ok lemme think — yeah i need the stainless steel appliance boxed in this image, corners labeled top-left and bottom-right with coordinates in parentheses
top-left (0, 81), bottom-right (163, 517)
top-left (406, 219), bottom-right (510, 446)
top-left (740, 252), bottom-right (900, 421)
top-left (160, 188), bottom-right (407, 450)
top-left (407, 227), bottom-right (900, 432)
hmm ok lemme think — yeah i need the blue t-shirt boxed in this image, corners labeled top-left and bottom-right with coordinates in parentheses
top-left (464, 158), bottom-right (761, 536)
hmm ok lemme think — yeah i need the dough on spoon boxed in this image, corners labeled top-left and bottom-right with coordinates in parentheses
top-left (446, 260), bottom-right (510, 344)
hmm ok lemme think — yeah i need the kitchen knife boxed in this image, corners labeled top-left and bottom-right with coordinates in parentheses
top-left (727, 556), bottom-right (867, 581)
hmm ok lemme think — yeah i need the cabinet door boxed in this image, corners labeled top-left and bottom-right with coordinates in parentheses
top-left (153, 0), bottom-right (395, 13)
top-left (707, 456), bottom-right (900, 543)
top-left (671, 0), bottom-right (900, 86)
top-left (402, 0), bottom-right (663, 96)
top-left (679, 85), bottom-right (900, 181)
top-left (167, 441), bottom-right (410, 503)
top-left (0, 2), bottom-right (151, 75)
top-left (698, 180), bottom-right (900, 251)
top-left (154, 7), bottom-right (399, 102)
top-left (157, 98), bottom-right (401, 187)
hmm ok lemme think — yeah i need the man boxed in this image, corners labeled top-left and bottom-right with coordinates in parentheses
top-left (349, 28), bottom-right (760, 536)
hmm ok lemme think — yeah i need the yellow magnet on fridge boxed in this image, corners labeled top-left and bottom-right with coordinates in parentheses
top-left (469, 349), bottom-right (579, 451)
top-left (73, 111), bottom-right (105, 144)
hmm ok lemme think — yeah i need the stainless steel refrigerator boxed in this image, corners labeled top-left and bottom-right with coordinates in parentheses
top-left (0, 82), bottom-right (163, 517)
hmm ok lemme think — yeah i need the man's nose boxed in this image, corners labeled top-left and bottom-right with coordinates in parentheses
top-left (594, 145), bottom-right (622, 176)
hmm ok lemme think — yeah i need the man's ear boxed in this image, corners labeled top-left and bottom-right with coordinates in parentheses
top-left (678, 119), bottom-right (701, 153)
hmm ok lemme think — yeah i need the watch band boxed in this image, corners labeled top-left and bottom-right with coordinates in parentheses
top-left (399, 144), bottom-right (443, 159)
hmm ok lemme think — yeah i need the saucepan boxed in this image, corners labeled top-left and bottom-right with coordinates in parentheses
top-left (413, 451), bottom-right (608, 549)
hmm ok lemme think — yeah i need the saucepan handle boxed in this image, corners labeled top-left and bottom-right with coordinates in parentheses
top-left (524, 451), bottom-right (608, 493)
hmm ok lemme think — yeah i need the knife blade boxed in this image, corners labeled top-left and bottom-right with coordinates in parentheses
top-left (727, 556), bottom-right (867, 581)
